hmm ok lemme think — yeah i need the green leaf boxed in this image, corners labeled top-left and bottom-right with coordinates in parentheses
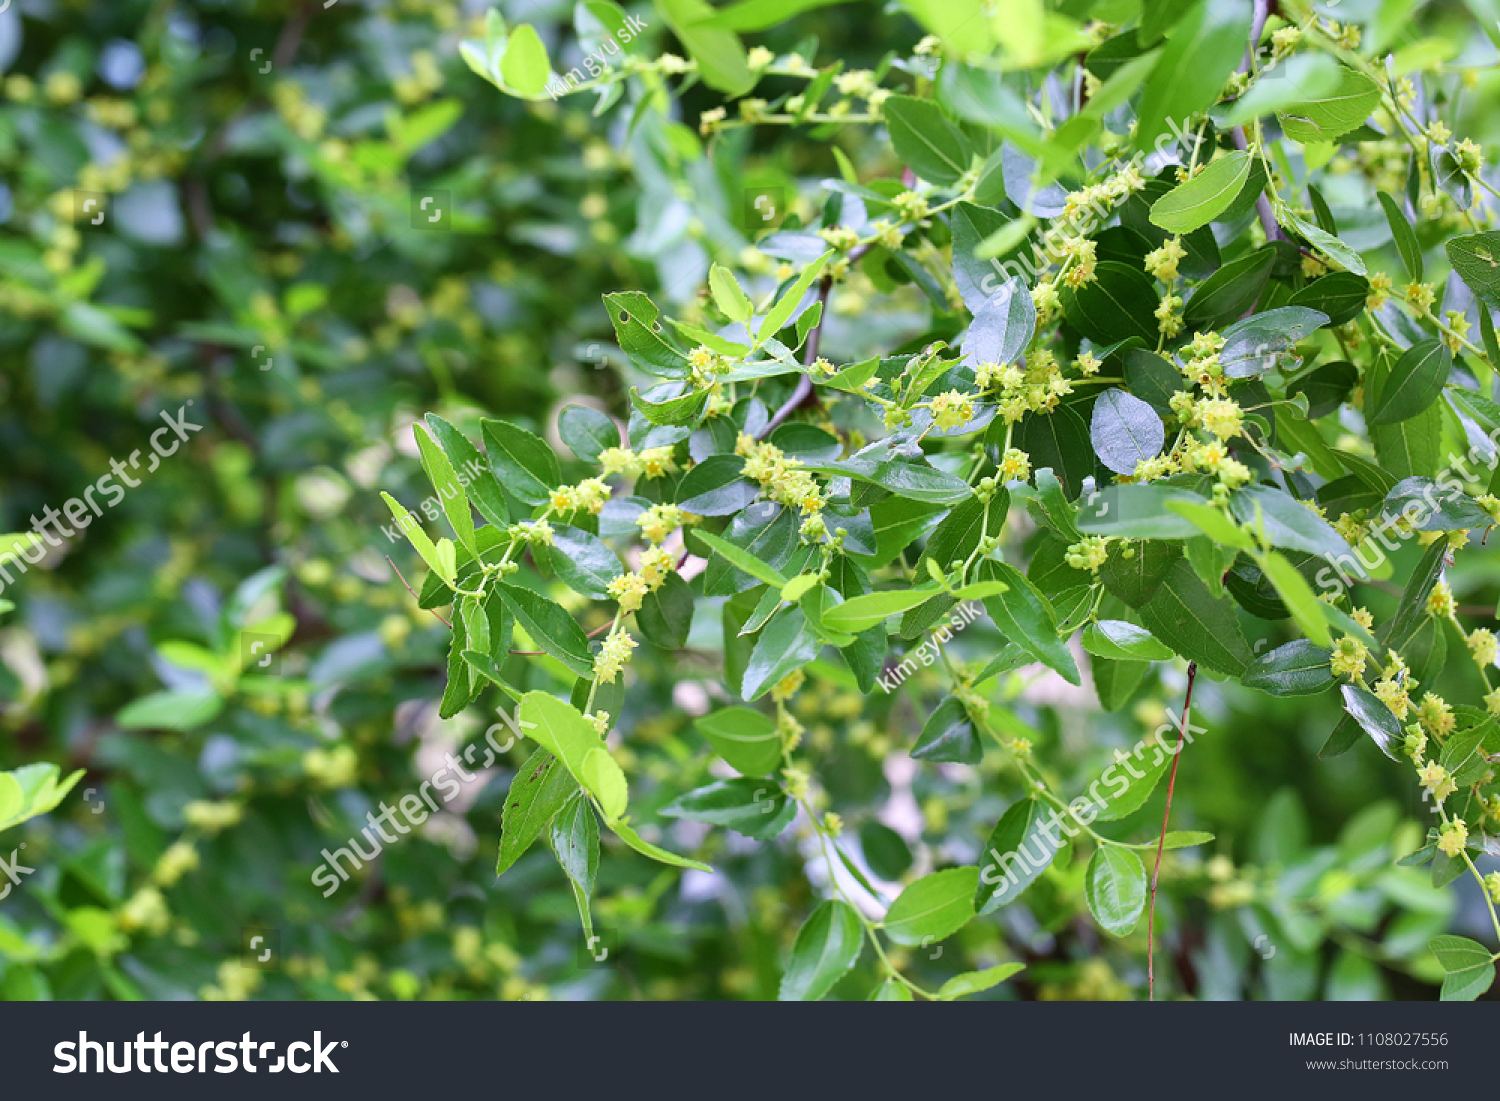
top-left (883, 866), bottom-right (979, 946)
top-left (1429, 935), bottom-right (1496, 1001)
top-left (603, 292), bottom-right (691, 377)
top-left (657, 0), bottom-right (754, 95)
top-left (545, 525), bottom-right (623, 600)
top-left (1219, 305), bottom-right (1330, 377)
top-left (631, 383), bottom-right (708, 426)
top-left (1289, 273), bottom-right (1370, 327)
top-left (936, 962), bottom-right (1025, 1000)
top-left (676, 455), bottom-right (758, 515)
top-left (116, 689), bottom-right (224, 731)
top-left (497, 749), bottom-right (578, 875)
top-left (758, 250), bottom-right (832, 343)
top-left (1081, 620), bottom-right (1173, 661)
top-left (1182, 245), bottom-right (1275, 329)
top-left (381, 492), bottom-right (456, 587)
top-left (1161, 830), bottom-right (1215, 850)
top-left (557, 405), bottom-right (619, 463)
top-left (708, 263), bottom-right (753, 324)
top-left (975, 799), bottom-right (1057, 912)
top-left (481, 419), bottom-right (559, 506)
top-left (1365, 339), bottom-right (1450, 426)
top-left (1241, 640), bottom-right (1334, 697)
top-left (500, 23), bottom-right (551, 96)
top-left (0, 764), bottom-right (84, 832)
top-left (636, 569), bottom-right (694, 650)
top-left (1446, 231), bottom-right (1500, 310)
top-left (1378, 477), bottom-right (1492, 532)
top-left (1061, 261), bottom-right (1159, 346)
top-left (1148, 151), bottom-right (1252, 234)
top-left (1084, 847), bottom-right (1147, 936)
top-left (691, 0), bottom-right (853, 31)
top-left (1166, 500), bottom-right (1254, 551)
top-left (978, 560), bottom-right (1080, 686)
top-left (1371, 400), bottom-right (1442, 480)
top-left (1259, 550), bottom-right (1333, 648)
top-left (1016, 405), bottom-right (1093, 499)
top-left (1093, 656), bottom-right (1147, 711)
top-left (822, 585), bottom-right (943, 632)
top-left (1137, 558), bottom-right (1254, 675)
top-left (1135, 0), bottom-right (1251, 150)
top-left (1087, 735), bottom-right (1177, 822)
top-left (741, 606), bottom-right (821, 700)
top-left (912, 696), bottom-right (981, 764)
top-left (1078, 484), bottom-right (1205, 540)
top-left (1377, 191), bottom-right (1423, 282)
top-left (881, 95), bottom-right (973, 186)
top-left (498, 584), bottom-right (595, 679)
top-left (607, 818), bottom-right (712, 871)
top-left (1280, 208), bottom-right (1367, 275)
top-left (1090, 388), bottom-right (1165, 475)
top-left (694, 529), bottom-right (791, 589)
top-left (424, 413), bottom-right (512, 529)
top-left (1339, 683), bottom-right (1403, 761)
top-left (694, 706), bottom-right (783, 775)
top-left (859, 821), bottom-right (913, 881)
top-left (411, 426), bottom-right (474, 555)
top-left (779, 900), bottom-right (864, 1001)
top-left (660, 778), bottom-right (793, 840)
top-left (1230, 484), bottom-right (1352, 563)
top-left (1430, 143), bottom-right (1472, 210)
top-left (519, 691), bottom-right (628, 820)
top-left (1277, 67), bottom-right (1381, 142)
top-left (550, 792), bottom-right (599, 902)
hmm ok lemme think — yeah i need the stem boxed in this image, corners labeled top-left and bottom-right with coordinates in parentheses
top-left (1148, 660), bottom-right (1198, 1002)
top-left (386, 556), bottom-right (450, 628)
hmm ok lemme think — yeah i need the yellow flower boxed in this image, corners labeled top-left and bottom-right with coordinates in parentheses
top-left (592, 627), bottom-right (638, 683)
top-left (999, 447), bottom-right (1031, 482)
top-left (1418, 693), bottom-right (1455, 738)
top-left (1418, 761), bottom-right (1456, 802)
top-left (638, 447), bottom-right (677, 479)
top-left (599, 446), bottom-right (640, 478)
top-left (929, 389), bottom-right (975, 429)
top-left (1468, 628), bottom-right (1498, 667)
top-left (1426, 579), bottom-right (1455, 619)
top-left (607, 572), bottom-right (649, 614)
top-left (1437, 818), bottom-right (1467, 857)
top-left (1144, 237), bottom-right (1186, 282)
top-left (1329, 635), bottom-right (1369, 679)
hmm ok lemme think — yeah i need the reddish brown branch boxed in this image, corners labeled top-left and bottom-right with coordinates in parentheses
top-left (1148, 660), bottom-right (1198, 1001)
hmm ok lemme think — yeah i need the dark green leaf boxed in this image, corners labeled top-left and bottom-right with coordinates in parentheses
top-left (779, 900), bottom-right (864, 1001)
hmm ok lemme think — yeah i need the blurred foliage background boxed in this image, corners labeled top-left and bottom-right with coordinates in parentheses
top-left (0, 0), bottom-right (1496, 1001)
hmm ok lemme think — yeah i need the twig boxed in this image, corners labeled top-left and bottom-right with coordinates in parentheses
top-left (386, 555), bottom-right (450, 627)
top-left (757, 242), bottom-right (872, 440)
top-left (1148, 660), bottom-right (1198, 1001)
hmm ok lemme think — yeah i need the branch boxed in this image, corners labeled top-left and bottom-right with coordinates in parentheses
top-left (1148, 660), bottom-right (1198, 1002)
top-left (758, 242), bottom-right (872, 440)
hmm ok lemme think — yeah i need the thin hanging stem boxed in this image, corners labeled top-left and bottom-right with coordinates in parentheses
top-left (1148, 661), bottom-right (1198, 1001)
